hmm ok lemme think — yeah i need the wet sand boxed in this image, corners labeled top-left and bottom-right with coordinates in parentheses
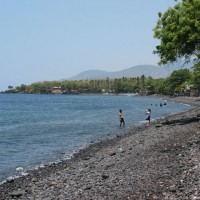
top-left (0, 96), bottom-right (200, 200)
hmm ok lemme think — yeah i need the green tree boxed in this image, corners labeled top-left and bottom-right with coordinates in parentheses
top-left (153, 0), bottom-right (200, 65)
top-left (8, 85), bottom-right (13, 90)
top-left (154, 79), bottom-right (168, 94)
top-left (140, 75), bottom-right (146, 92)
top-left (145, 77), bottom-right (155, 93)
top-left (192, 62), bottom-right (200, 87)
top-left (168, 69), bottom-right (191, 94)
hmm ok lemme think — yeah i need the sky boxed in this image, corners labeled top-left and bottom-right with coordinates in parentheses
top-left (0, 0), bottom-right (177, 91)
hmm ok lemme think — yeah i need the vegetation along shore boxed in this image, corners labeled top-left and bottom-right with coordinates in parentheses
top-left (2, 66), bottom-right (200, 96)
top-left (0, 96), bottom-right (200, 199)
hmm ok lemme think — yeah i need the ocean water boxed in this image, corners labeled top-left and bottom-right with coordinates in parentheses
top-left (0, 94), bottom-right (190, 182)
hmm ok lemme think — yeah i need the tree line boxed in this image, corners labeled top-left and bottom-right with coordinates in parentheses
top-left (5, 67), bottom-right (199, 96)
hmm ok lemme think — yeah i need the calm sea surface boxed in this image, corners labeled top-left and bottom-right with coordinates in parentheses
top-left (0, 94), bottom-right (190, 182)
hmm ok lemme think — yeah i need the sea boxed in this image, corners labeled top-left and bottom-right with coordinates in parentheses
top-left (0, 94), bottom-right (190, 183)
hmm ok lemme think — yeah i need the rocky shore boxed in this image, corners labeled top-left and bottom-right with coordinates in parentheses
top-left (0, 96), bottom-right (200, 200)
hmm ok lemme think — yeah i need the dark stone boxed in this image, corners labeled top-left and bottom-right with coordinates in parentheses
top-left (84, 185), bottom-right (92, 190)
top-left (82, 157), bottom-right (90, 160)
top-left (109, 152), bottom-right (116, 156)
top-left (155, 124), bottom-right (162, 128)
top-left (102, 173), bottom-right (109, 179)
top-left (169, 186), bottom-right (176, 192)
top-left (7, 179), bottom-right (14, 183)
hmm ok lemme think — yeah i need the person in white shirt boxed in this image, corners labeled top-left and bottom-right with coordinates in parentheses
top-left (145, 108), bottom-right (151, 126)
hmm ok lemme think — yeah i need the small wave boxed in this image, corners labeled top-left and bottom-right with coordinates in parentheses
top-left (16, 167), bottom-right (24, 172)
top-left (7, 176), bottom-right (17, 181)
top-left (138, 120), bottom-right (146, 124)
top-left (180, 103), bottom-right (190, 107)
top-left (15, 167), bottom-right (29, 177)
top-left (62, 152), bottom-right (75, 160)
top-left (34, 163), bottom-right (48, 170)
top-left (0, 168), bottom-right (28, 186)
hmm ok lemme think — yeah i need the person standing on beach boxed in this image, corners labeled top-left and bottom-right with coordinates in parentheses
top-left (119, 109), bottom-right (125, 127)
top-left (145, 108), bottom-right (151, 126)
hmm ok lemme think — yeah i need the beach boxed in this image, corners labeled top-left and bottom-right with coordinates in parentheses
top-left (0, 96), bottom-right (200, 200)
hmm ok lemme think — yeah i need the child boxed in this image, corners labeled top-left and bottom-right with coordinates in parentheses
top-left (145, 108), bottom-right (151, 126)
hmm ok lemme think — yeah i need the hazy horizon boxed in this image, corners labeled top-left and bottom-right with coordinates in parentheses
top-left (0, 1), bottom-right (177, 91)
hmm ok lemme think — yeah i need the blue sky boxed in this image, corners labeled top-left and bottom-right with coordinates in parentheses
top-left (0, 0), bottom-right (176, 91)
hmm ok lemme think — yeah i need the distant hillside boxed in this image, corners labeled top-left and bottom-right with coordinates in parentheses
top-left (68, 70), bottom-right (109, 80)
top-left (66, 65), bottom-right (170, 80)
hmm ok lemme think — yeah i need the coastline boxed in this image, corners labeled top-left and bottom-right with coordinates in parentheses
top-left (0, 96), bottom-right (200, 200)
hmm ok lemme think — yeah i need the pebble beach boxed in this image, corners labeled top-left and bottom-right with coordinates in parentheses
top-left (0, 96), bottom-right (200, 200)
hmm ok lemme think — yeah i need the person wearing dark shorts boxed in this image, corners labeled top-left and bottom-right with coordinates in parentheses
top-left (119, 109), bottom-right (125, 127)
top-left (145, 108), bottom-right (151, 126)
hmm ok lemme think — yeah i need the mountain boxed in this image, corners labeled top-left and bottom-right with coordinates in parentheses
top-left (66, 65), bottom-right (170, 80)
top-left (68, 70), bottom-right (109, 80)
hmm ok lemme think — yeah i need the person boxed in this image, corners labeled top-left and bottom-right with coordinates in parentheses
top-left (145, 108), bottom-right (151, 126)
top-left (119, 109), bottom-right (125, 127)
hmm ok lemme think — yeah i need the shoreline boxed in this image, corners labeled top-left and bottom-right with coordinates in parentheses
top-left (0, 96), bottom-right (200, 199)
top-left (0, 95), bottom-right (187, 182)
top-left (0, 95), bottom-right (189, 184)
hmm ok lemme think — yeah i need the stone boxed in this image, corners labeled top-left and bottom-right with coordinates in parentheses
top-left (155, 124), bottom-right (162, 128)
top-left (102, 173), bottom-right (109, 179)
top-left (169, 185), bottom-right (176, 192)
top-left (105, 162), bottom-right (115, 170)
top-left (109, 152), bottom-right (116, 156)
top-left (9, 190), bottom-right (25, 197)
top-left (84, 185), bottom-right (92, 190)
top-left (82, 157), bottom-right (90, 160)
top-left (31, 178), bottom-right (37, 182)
